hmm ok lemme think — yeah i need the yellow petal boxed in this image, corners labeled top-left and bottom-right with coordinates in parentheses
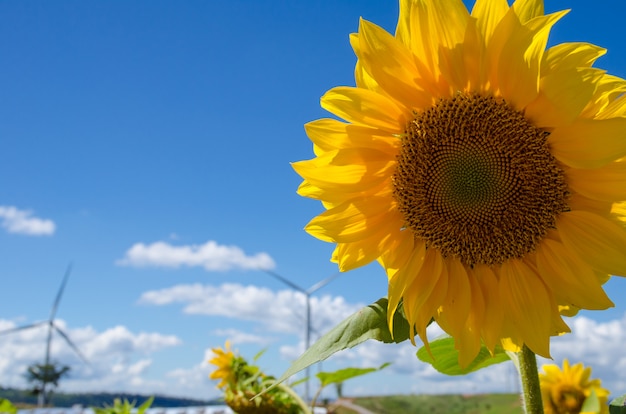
top-left (500, 337), bottom-right (522, 353)
top-left (542, 42), bottom-right (606, 72)
top-left (353, 59), bottom-right (380, 93)
top-left (320, 86), bottom-right (407, 132)
top-left (535, 238), bottom-right (614, 310)
top-left (331, 243), bottom-right (367, 272)
top-left (557, 210), bottom-right (626, 277)
top-left (499, 259), bottom-right (554, 357)
top-left (305, 118), bottom-right (400, 156)
top-left (332, 224), bottom-right (403, 272)
top-left (401, 247), bottom-right (442, 322)
top-left (410, 251), bottom-right (448, 348)
top-left (567, 160), bottom-right (626, 202)
top-left (598, 94), bottom-right (626, 119)
top-left (304, 196), bottom-right (398, 243)
top-left (297, 179), bottom-right (391, 209)
top-left (358, 18), bottom-right (433, 109)
top-left (438, 18), bottom-right (483, 92)
top-left (456, 272), bottom-right (485, 367)
top-left (471, 0), bottom-right (509, 46)
top-left (378, 228), bottom-right (416, 281)
top-left (496, 10), bottom-right (568, 109)
top-left (473, 264), bottom-right (503, 352)
top-left (512, 0), bottom-right (545, 23)
top-left (550, 308), bottom-right (571, 337)
top-left (386, 239), bottom-right (427, 334)
top-left (402, 248), bottom-right (445, 344)
top-left (549, 117), bottom-right (626, 169)
top-left (581, 74), bottom-right (626, 118)
top-left (296, 180), bottom-right (322, 200)
top-left (292, 149), bottom-right (394, 192)
top-left (526, 68), bottom-right (604, 128)
top-left (406, 0), bottom-right (469, 80)
top-left (350, 33), bottom-right (383, 94)
top-left (436, 258), bottom-right (471, 340)
top-left (568, 193), bottom-right (612, 216)
top-left (558, 304), bottom-right (580, 317)
top-left (395, 0), bottom-right (412, 48)
top-left (613, 201), bottom-right (626, 223)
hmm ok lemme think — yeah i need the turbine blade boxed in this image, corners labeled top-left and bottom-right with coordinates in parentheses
top-left (306, 272), bottom-right (342, 294)
top-left (262, 270), bottom-right (305, 292)
top-left (54, 325), bottom-right (89, 365)
top-left (49, 263), bottom-right (73, 321)
top-left (0, 321), bottom-right (46, 336)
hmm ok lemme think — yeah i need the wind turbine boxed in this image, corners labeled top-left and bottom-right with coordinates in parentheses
top-left (262, 269), bottom-right (342, 402)
top-left (0, 264), bottom-right (89, 368)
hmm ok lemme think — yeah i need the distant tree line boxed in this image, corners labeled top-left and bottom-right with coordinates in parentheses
top-left (0, 388), bottom-right (222, 408)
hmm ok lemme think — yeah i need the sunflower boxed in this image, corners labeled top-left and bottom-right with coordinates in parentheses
top-left (208, 341), bottom-right (236, 389)
top-left (293, 0), bottom-right (626, 365)
top-left (208, 342), bottom-right (305, 414)
top-left (540, 359), bottom-right (609, 414)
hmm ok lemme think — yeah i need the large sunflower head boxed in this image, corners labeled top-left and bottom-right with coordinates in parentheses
top-left (540, 359), bottom-right (609, 414)
top-left (293, 0), bottom-right (626, 365)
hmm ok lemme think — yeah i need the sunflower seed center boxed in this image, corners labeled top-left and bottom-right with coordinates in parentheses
top-left (392, 93), bottom-right (569, 266)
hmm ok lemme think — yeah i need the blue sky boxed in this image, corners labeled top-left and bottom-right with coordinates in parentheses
top-left (1, 0), bottom-right (626, 402)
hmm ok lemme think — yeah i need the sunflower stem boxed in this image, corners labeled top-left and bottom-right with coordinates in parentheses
top-left (518, 345), bottom-right (544, 414)
top-left (277, 382), bottom-right (312, 414)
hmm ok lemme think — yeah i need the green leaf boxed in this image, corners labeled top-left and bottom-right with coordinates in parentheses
top-left (581, 389), bottom-right (600, 413)
top-left (316, 363), bottom-right (390, 387)
top-left (136, 396), bottom-right (154, 414)
top-left (289, 377), bottom-right (309, 387)
top-left (274, 298), bottom-right (408, 387)
top-left (253, 348), bottom-right (267, 362)
top-left (416, 336), bottom-right (510, 375)
top-left (0, 399), bottom-right (17, 414)
top-left (610, 393), bottom-right (626, 414)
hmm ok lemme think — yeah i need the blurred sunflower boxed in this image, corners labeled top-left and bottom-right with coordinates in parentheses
top-left (540, 359), bottom-right (609, 414)
top-left (208, 342), bottom-right (304, 414)
top-left (208, 341), bottom-right (236, 389)
top-left (293, 0), bottom-right (626, 365)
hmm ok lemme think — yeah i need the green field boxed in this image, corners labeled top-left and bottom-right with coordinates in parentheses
top-left (349, 393), bottom-right (524, 414)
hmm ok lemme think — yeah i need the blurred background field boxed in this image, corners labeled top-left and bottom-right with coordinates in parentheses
top-left (344, 394), bottom-right (523, 414)
top-left (1, 390), bottom-right (524, 414)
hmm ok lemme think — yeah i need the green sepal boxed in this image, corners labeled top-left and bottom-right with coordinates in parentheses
top-left (416, 335), bottom-right (509, 375)
top-left (610, 394), bottom-right (626, 414)
top-left (581, 389), bottom-right (600, 413)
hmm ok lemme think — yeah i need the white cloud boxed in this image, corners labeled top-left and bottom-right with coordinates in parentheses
top-left (0, 319), bottom-right (191, 397)
top-left (166, 347), bottom-right (214, 390)
top-left (128, 359), bottom-right (153, 376)
top-left (539, 313), bottom-right (626, 396)
top-left (213, 328), bottom-right (274, 346)
top-left (0, 206), bottom-right (55, 236)
top-left (138, 283), bottom-right (361, 335)
top-left (83, 325), bottom-right (182, 356)
top-left (116, 240), bottom-right (275, 271)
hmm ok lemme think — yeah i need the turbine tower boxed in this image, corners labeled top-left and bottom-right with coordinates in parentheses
top-left (262, 269), bottom-right (342, 402)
